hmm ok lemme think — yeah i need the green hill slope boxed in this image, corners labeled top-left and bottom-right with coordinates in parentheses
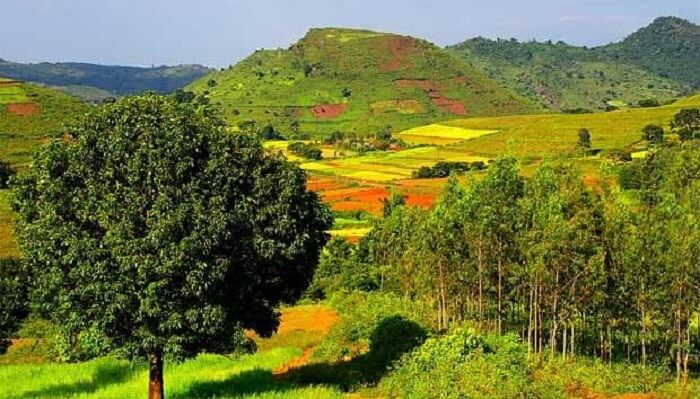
top-left (0, 60), bottom-right (213, 101)
top-left (602, 16), bottom-right (700, 88)
top-left (0, 78), bottom-right (88, 167)
top-left (188, 28), bottom-right (540, 137)
top-left (447, 17), bottom-right (698, 112)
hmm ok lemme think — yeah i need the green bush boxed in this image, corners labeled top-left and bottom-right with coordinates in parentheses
top-left (313, 292), bottom-right (433, 362)
top-left (381, 329), bottom-right (532, 399)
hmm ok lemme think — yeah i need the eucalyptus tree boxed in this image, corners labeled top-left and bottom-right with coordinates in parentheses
top-left (12, 95), bottom-right (332, 399)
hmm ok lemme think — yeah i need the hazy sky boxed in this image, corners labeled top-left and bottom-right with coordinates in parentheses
top-left (2, 0), bottom-right (698, 67)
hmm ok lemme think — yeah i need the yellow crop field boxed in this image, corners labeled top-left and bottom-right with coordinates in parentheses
top-left (398, 124), bottom-right (498, 145)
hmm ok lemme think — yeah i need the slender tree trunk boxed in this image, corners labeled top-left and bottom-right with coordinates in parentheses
top-left (477, 240), bottom-right (484, 329)
top-left (562, 322), bottom-right (567, 359)
top-left (528, 285), bottom-right (534, 354)
top-left (570, 320), bottom-right (575, 358)
top-left (149, 351), bottom-right (165, 399)
top-left (497, 248), bottom-right (503, 334)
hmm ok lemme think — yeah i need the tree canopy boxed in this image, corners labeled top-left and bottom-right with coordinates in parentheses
top-left (11, 94), bottom-right (332, 398)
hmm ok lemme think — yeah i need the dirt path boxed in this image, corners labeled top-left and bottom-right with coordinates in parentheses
top-left (256, 305), bottom-right (338, 376)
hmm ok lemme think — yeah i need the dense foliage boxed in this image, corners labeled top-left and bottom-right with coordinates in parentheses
top-left (0, 160), bottom-right (15, 189)
top-left (11, 94), bottom-right (332, 397)
top-left (0, 259), bottom-right (28, 349)
top-left (448, 17), bottom-right (697, 111)
top-left (319, 144), bottom-right (700, 385)
top-left (412, 160), bottom-right (486, 178)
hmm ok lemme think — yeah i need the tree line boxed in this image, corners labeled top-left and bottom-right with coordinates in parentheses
top-left (314, 144), bottom-right (700, 384)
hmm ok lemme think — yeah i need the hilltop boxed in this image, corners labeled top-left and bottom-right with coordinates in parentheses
top-left (0, 60), bottom-right (213, 102)
top-left (187, 28), bottom-right (540, 137)
top-left (448, 16), bottom-right (698, 111)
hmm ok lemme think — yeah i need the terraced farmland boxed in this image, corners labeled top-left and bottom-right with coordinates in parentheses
top-left (301, 147), bottom-right (490, 182)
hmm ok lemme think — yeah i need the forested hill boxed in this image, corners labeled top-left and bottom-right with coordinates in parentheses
top-left (447, 16), bottom-right (698, 112)
top-left (187, 28), bottom-right (539, 138)
top-left (0, 59), bottom-right (213, 101)
top-left (602, 16), bottom-right (700, 87)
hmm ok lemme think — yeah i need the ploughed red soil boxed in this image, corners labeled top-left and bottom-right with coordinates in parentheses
top-left (7, 102), bottom-right (39, 116)
top-left (380, 36), bottom-right (420, 71)
top-left (393, 78), bottom-right (467, 115)
top-left (319, 186), bottom-right (436, 215)
top-left (311, 103), bottom-right (348, 119)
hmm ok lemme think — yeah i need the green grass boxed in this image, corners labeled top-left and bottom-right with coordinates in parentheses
top-left (0, 349), bottom-right (342, 399)
top-left (0, 84), bottom-right (29, 104)
top-left (0, 82), bottom-right (88, 168)
top-left (443, 94), bottom-right (700, 159)
top-left (187, 28), bottom-right (538, 138)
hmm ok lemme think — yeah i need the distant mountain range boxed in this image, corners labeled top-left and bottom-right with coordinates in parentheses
top-left (447, 17), bottom-right (699, 111)
top-left (0, 60), bottom-right (213, 102)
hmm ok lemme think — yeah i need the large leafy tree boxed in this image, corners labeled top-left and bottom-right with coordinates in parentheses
top-left (12, 95), bottom-right (332, 399)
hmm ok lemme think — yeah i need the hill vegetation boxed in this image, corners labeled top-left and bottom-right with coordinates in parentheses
top-left (448, 17), bottom-right (698, 111)
top-left (0, 78), bottom-right (88, 168)
top-left (187, 28), bottom-right (540, 138)
top-left (0, 59), bottom-right (212, 101)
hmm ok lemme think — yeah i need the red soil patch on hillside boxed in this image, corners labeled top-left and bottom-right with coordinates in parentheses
top-left (380, 36), bottom-right (421, 71)
top-left (311, 103), bottom-right (348, 119)
top-left (7, 103), bottom-right (38, 116)
top-left (394, 78), bottom-right (467, 115)
top-left (322, 187), bottom-right (389, 203)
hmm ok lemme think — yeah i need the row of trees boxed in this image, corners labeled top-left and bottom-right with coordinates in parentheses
top-left (316, 144), bottom-right (700, 384)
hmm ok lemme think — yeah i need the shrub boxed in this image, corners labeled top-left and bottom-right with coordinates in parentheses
top-left (381, 329), bottom-right (532, 399)
top-left (288, 142), bottom-right (323, 160)
top-left (0, 160), bottom-right (15, 189)
top-left (313, 292), bottom-right (433, 362)
top-left (412, 161), bottom-right (486, 179)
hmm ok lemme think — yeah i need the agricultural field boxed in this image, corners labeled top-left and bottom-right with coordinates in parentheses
top-left (396, 123), bottom-right (498, 145)
top-left (445, 94), bottom-right (700, 159)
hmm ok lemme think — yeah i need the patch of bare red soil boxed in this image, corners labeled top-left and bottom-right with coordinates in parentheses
top-left (7, 102), bottom-right (38, 116)
top-left (406, 194), bottom-right (435, 208)
top-left (380, 36), bottom-right (420, 71)
top-left (310, 103), bottom-right (348, 119)
top-left (393, 78), bottom-right (467, 115)
top-left (322, 187), bottom-right (389, 203)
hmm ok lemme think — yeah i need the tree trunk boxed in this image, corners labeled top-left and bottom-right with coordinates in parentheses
top-left (149, 351), bottom-right (165, 399)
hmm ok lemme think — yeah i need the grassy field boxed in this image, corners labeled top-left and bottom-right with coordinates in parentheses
top-left (301, 146), bottom-right (491, 182)
top-left (0, 306), bottom-right (343, 399)
top-left (0, 81), bottom-right (88, 168)
top-left (444, 94), bottom-right (700, 159)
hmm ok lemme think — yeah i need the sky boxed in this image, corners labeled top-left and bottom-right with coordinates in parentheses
top-left (1, 0), bottom-right (698, 68)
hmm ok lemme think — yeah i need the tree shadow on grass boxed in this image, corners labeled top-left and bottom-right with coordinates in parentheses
top-left (170, 369), bottom-right (298, 399)
top-left (283, 315), bottom-right (427, 391)
top-left (18, 362), bottom-right (134, 399)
